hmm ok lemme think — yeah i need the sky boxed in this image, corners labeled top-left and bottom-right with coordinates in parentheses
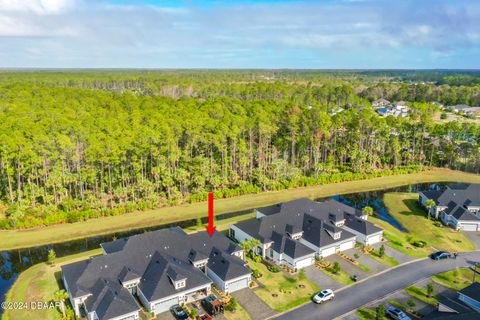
top-left (0, 0), bottom-right (479, 69)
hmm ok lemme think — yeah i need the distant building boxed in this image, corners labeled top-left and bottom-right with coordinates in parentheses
top-left (372, 98), bottom-right (390, 107)
top-left (452, 104), bottom-right (471, 113)
top-left (376, 104), bottom-right (409, 118)
top-left (328, 107), bottom-right (345, 115)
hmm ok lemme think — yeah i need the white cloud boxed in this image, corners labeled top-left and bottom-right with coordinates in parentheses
top-left (0, 0), bottom-right (77, 14)
top-left (0, 0), bottom-right (478, 67)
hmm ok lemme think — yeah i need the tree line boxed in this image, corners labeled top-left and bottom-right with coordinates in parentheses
top-left (0, 71), bottom-right (478, 229)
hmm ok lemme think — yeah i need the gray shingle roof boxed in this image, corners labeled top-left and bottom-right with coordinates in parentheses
top-left (459, 282), bottom-right (480, 302)
top-left (84, 278), bottom-right (140, 320)
top-left (233, 198), bottom-right (375, 252)
top-left (207, 247), bottom-right (251, 281)
top-left (451, 206), bottom-right (480, 221)
top-left (62, 227), bottom-right (250, 317)
top-left (421, 184), bottom-right (480, 208)
top-left (118, 266), bottom-right (141, 283)
top-left (344, 214), bottom-right (383, 235)
top-left (270, 231), bottom-right (315, 259)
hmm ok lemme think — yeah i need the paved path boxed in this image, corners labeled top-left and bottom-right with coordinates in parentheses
top-left (232, 288), bottom-right (277, 320)
top-left (274, 251), bottom-right (480, 320)
top-left (304, 266), bottom-right (344, 291)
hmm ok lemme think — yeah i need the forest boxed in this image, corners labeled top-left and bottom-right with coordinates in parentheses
top-left (0, 70), bottom-right (479, 229)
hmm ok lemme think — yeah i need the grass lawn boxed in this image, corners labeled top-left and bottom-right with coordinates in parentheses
top-left (2, 168), bottom-right (479, 250)
top-left (321, 267), bottom-right (354, 285)
top-left (405, 286), bottom-right (439, 306)
top-left (369, 251), bottom-right (399, 267)
top-left (432, 268), bottom-right (477, 291)
top-left (247, 259), bottom-right (320, 312)
top-left (184, 212), bottom-right (255, 233)
top-left (224, 303), bottom-right (252, 320)
top-left (3, 249), bottom-right (102, 320)
top-left (356, 263), bottom-right (372, 273)
top-left (370, 192), bottom-right (475, 258)
top-left (356, 307), bottom-right (378, 320)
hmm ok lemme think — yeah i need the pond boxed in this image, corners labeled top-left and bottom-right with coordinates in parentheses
top-left (0, 182), bottom-right (449, 310)
top-left (318, 182), bottom-right (448, 232)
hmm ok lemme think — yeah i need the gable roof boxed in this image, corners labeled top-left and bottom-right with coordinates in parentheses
top-left (84, 278), bottom-right (140, 320)
top-left (62, 227), bottom-right (249, 310)
top-left (421, 184), bottom-right (480, 208)
top-left (270, 231), bottom-right (315, 259)
top-left (344, 213), bottom-right (383, 235)
top-left (234, 198), bottom-right (375, 249)
top-left (207, 247), bottom-right (251, 281)
top-left (459, 282), bottom-right (480, 302)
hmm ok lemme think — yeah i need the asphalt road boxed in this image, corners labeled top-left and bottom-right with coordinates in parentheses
top-left (274, 251), bottom-right (480, 320)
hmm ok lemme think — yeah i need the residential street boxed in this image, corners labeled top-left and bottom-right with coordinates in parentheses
top-left (274, 251), bottom-right (480, 320)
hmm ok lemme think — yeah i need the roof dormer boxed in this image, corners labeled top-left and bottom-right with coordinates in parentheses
top-left (166, 266), bottom-right (187, 290)
top-left (328, 213), bottom-right (345, 227)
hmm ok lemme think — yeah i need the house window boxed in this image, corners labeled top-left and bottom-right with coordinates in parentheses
top-left (230, 229), bottom-right (236, 238)
top-left (175, 280), bottom-right (186, 289)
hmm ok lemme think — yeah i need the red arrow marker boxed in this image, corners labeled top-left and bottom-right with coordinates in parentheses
top-left (206, 192), bottom-right (216, 237)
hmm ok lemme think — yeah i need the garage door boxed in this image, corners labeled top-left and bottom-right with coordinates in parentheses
top-left (339, 240), bottom-right (355, 251)
top-left (367, 234), bottom-right (382, 245)
top-left (320, 246), bottom-right (336, 257)
top-left (294, 256), bottom-right (314, 269)
top-left (154, 296), bottom-right (179, 314)
top-left (226, 277), bottom-right (249, 293)
top-left (461, 223), bottom-right (479, 232)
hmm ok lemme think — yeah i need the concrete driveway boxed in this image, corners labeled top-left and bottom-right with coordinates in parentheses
top-left (304, 266), bottom-right (344, 291)
top-left (465, 231), bottom-right (480, 250)
top-left (325, 254), bottom-right (370, 278)
top-left (274, 251), bottom-right (480, 320)
top-left (346, 248), bottom-right (389, 273)
top-left (232, 288), bottom-right (277, 320)
top-left (372, 242), bottom-right (414, 264)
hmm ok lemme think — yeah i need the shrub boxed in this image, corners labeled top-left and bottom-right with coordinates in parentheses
top-left (354, 253), bottom-right (359, 259)
top-left (379, 245), bottom-right (385, 258)
top-left (267, 264), bottom-right (280, 273)
top-left (252, 269), bottom-right (262, 278)
top-left (406, 299), bottom-right (416, 309)
top-left (330, 261), bottom-right (341, 274)
top-left (412, 240), bottom-right (427, 248)
top-left (225, 297), bottom-right (238, 312)
top-left (376, 304), bottom-right (385, 320)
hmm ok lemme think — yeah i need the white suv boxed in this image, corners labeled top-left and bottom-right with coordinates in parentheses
top-left (313, 289), bottom-right (334, 304)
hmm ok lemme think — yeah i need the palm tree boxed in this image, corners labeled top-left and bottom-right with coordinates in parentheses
top-left (240, 239), bottom-right (261, 257)
top-left (362, 206), bottom-right (374, 216)
top-left (425, 199), bottom-right (436, 218)
top-left (53, 289), bottom-right (69, 317)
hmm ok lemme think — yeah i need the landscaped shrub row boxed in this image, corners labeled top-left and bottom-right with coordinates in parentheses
top-left (0, 165), bottom-right (425, 230)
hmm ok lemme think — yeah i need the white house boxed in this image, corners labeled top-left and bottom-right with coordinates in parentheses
top-left (419, 184), bottom-right (480, 232)
top-left (230, 198), bottom-right (383, 268)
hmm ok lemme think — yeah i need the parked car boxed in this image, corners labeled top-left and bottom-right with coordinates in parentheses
top-left (430, 251), bottom-right (452, 260)
top-left (197, 314), bottom-right (214, 320)
top-left (386, 305), bottom-right (411, 320)
top-left (170, 304), bottom-right (189, 320)
top-left (201, 295), bottom-right (224, 316)
top-left (312, 289), bottom-right (335, 304)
